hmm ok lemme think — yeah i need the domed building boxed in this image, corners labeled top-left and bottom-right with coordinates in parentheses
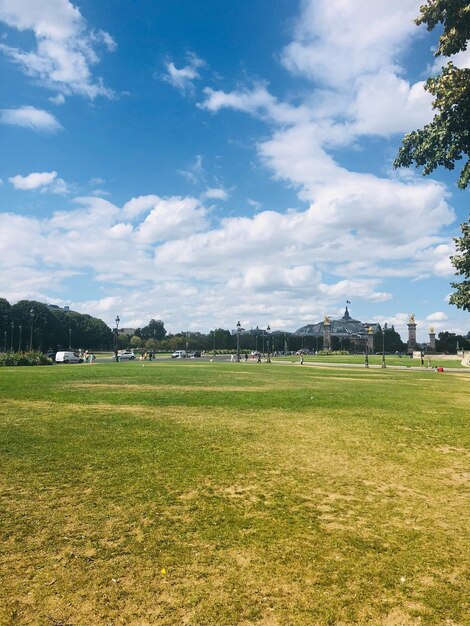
top-left (294, 306), bottom-right (381, 351)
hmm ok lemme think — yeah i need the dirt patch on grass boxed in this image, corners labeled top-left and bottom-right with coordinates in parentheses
top-left (68, 382), bottom-right (273, 392)
top-left (379, 607), bottom-right (422, 625)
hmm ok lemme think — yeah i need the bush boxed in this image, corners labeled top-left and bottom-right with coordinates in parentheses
top-left (0, 351), bottom-right (52, 367)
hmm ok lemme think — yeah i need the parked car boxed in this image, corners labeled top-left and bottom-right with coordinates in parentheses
top-left (172, 350), bottom-right (187, 358)
top-left (113, 350), bottom-right (136, 361)
top-left (46, 352), bottom-right (56, 361)
top-left (190, 351), bottom-right (201, 358)
top-left (55, 351), bottom-right (83, 364)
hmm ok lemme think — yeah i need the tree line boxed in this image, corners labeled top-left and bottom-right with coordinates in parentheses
top-left (0, 299), bottom-right (112, 352)
top-left (1, 298), bottom-right (467, 354)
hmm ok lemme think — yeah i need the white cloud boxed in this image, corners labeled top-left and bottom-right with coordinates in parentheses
top-left (177, 154), bottom-right (205, 184)
top-left (9, 170), bottom-right (69, 194)
top-left (9, 171), bottom-right (57, 190)
top-left (162, 52), bottom-right (205, 93)
top-left (203, 188), bottom-right (228, 201)
top-left (136, 196), bottom-right (208, 243)
top-left (0, 105), bottom-right (62, 132)
top-left (351, 73), bottom-right (433, 137)
top-left (426, 311), bottom-right (448, 322)
top-left (0, 0), bottom-right (115, 99)
top-left (122, 195), bottom-right (160, 219)
top-left (49, 93), bottom-right (65, 105)
top-left (281, 0), bottom-right (420, 88)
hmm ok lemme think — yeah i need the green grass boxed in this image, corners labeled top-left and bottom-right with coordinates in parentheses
top-left (0, 361), bottom-right (469, 625)
top-left (274, 354), bottom-right (464, 368)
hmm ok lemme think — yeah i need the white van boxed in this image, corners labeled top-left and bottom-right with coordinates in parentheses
top-left (171, 350), bottom-right (187, 358)
top-left (55, 351), bottom-right (84, 364)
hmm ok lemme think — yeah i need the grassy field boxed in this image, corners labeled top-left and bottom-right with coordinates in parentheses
top-left (273, 354), bottom-right (464, 368)
top-left (0, 361), bottom-right (469, 625)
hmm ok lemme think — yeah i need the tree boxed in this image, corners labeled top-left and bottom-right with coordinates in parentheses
top-left (135, 319), bottom-right (166, 341)
top-left (449, 217), bottom-right (470, 311)
top-left (394, 1), bottom-right (470, 189)
top-left (436, 331), bottom-right (470, 352)
top-left (394, 1), bottom-right (470, 310)
top-left (373, 327), bottom-right (407, 354)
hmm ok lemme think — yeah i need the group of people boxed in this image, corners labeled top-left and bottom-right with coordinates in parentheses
top-left (81, 350), bottom-right (95, 363)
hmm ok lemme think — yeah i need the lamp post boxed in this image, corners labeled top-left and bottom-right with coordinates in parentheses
top-left (365, 327), bottom-right (372, 368)
top-left (186, 331), bottom-right (190, 355)
top-left (29, 308), bottom-right (35, 351)
top-left (3, 330), bottom-right (6, 353)
top-left (154, 330), bottom-right (157, 357)
top-left (68, 327), bottom-right (72, 350)
top-left (18, 324), bottom-right (22, 352)
top-left (114, 315), bottom-right (120, 362)
top-left (213, 330), bottom-right (216, 357)
top-left (266, 324), bottom-right (271, 363)
top-left (10, 321), bottom-right (14, 352)
top-left (236, 321), bottom-right (241, 362)
top-left (381, 327), bottom-right (386, 368)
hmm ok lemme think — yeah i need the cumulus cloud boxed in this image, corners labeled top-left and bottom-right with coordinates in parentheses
top-left (0, 105), bottom-right (62, 132)
top-left (281, 0), bottom-right (420, 87)
top-left (0, 0), bottom-right (115, 98)
top-left (162, 52), bottom-right (205, 93)
top-left (1, 184), bottom-right (455, 332)
top-left (135, 196), bottom-right (208, 243)
top-left (9, 170), bottom-right (57, 190)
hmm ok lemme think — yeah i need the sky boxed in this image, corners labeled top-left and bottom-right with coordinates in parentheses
top-left (0, 0), bottom-right (468, 341)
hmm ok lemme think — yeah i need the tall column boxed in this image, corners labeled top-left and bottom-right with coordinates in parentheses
top-left (323, 316), bottom-right (331, 351)
top-left (428, 327), bottom-right (436, 352)
top-left (407, 313), bottom-right (417, 355)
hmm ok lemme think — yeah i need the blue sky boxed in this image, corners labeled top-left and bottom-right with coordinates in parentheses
top-left (0, 0), bottom-right (468, 340)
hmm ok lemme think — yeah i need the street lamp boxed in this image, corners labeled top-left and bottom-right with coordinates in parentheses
top-left (18, 324), bottom-right (22, 352)
top-left (381, 326), bottom-right (386, 368)
top-left (10, 321), bottom-right (14, 352)
top-left (266, 325), bottom-right (271, 363)
top-left (69, 327), bottom-right (72, 350)
top-left (365, 326), bottom-right (372, 368)
top-left (3, 330), bottom-right (6, 353)
top-left (236, 321), bottom-right (241, 362)
top-left (114, 315), bottom-right (120, 362)
top-left (29, 308), bottom-right (35, 351)
top-left (186, 331), bottom-right (190, 355)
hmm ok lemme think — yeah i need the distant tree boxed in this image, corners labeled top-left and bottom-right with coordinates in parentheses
top-left (116, 333), bottom-right (129, 350)
top-left (136, 319), bottom-right (166, 341)
top-left (373, 327), bottom-right (407, 353)
top-left (208, 328), bottom-right (232, 350)
top-left (0, 298), bottom-right (12, 349)
top-left (11, 300), bottom-right (62, 352)
top-left (436, 331), bottom-right (470, 352)
top-left (129, 335), bottom-right (142, 349)
top-left (449, 217), bottom-right (470, 311)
